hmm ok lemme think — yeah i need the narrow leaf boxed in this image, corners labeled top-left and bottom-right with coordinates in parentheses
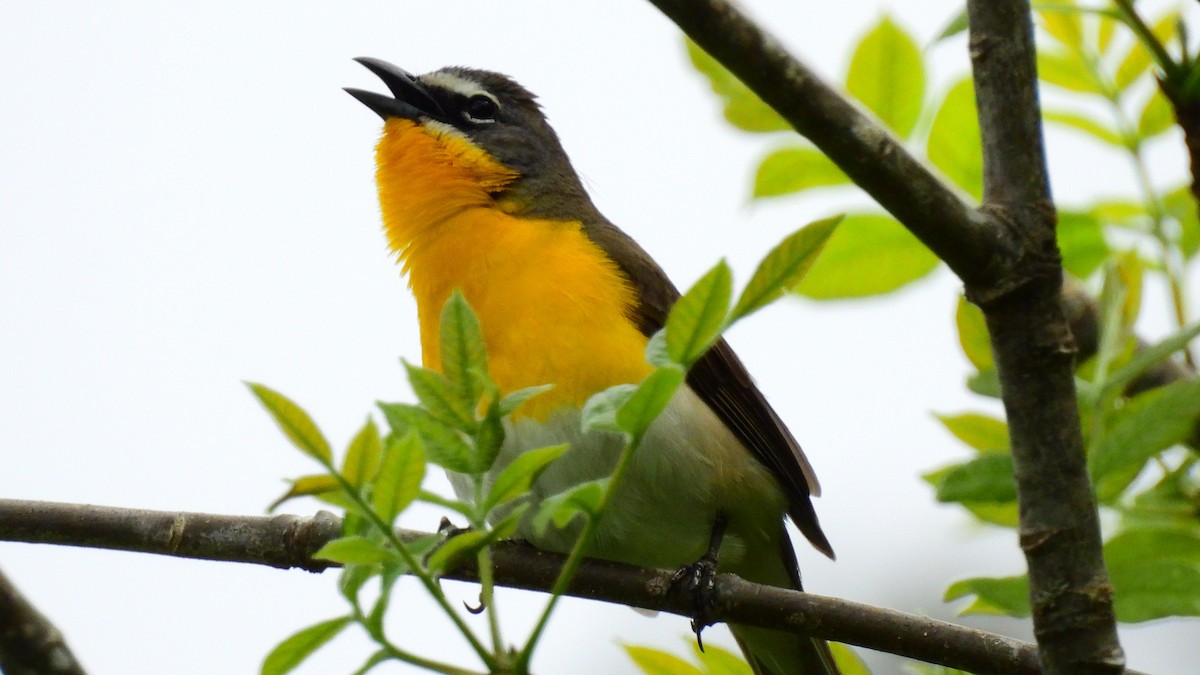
top-left (498, 384), bottom-right (554, 417)
top-left (485, 444), bottom-right (570, 512)
top-left (931, 454), bottom-right (1017, 504)
top-left (268, 474), bottom-right (340, 512)
top-left (371, 431), bottom-right (426, 524)
top-left (531, 478), bottom-right (609, 535)
top-left (945, 575), bottom-right (1031, 617)
top-left (665, 260), bottom-right (732, 367)
top-left (685, 40), bottom-right (789, 133)
top-left (956, 296), bottom-right (993, 370)
top-left (934, 412), bottom-right (1010, 452)
top-left (377, 402), bottom-right (474, 474)
top-left (753, 146), bottom-right (849, 198)
top-left (616, 365), bottom-right (686, 437)
top-left (342, 417), bottom-right (382, 488)
top-left (1037, 50), bottom-right (1102, 95)
top-left (439, 291), bottom-right (488, 406)
top-left (793, 214), bottom-right (939, 299)
top-left (1103, 320), bottom-right (1200, 399)
top-left (1043, 110), bottom-right (1123, 146)
top-left (1091, 379), bottom-right (1200, 499)
top-left (313, 536), bottom-right (395, 565)
top-left (581, 384), bottom-right (638, 434)
top-left (1137, 92), bottom-right (1174, 139)
top-left (247, 383), bottom-right (332, 463)
top-left (404, 361), bottom-right (475, 432)
top-left (731, 215), bottom-right (841, 321)
top-left (846, 15), bottom-right (925, 138)
top-left (261, 616), bottom-right (351, 675)
top-left (928, 78), bottom-right (983, 198)
top-left (1057, 210), bottom-right (1110, 278)
top-left (624, 645), bottom-right (705, 675)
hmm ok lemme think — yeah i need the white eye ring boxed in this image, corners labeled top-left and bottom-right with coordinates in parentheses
top-left (463, 94), bottom-right (500, 124)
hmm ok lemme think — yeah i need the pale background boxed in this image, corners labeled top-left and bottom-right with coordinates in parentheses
top-left (1, 1), bottom-right (1195, 673)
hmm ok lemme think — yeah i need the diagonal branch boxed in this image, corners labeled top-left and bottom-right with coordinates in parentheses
top-left (644, 0), bottom-right (1136, 671)
top-left (0, 498), bottom-right (1144, 675)
top-left (0, 565), bottom-right (88, 675)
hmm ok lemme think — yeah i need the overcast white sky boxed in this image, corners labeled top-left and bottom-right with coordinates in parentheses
top-left (1, 1), bottom-right (1195, 673)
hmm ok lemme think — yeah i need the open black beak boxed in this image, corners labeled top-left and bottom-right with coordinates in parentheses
top-left (345, 57), bottom-right (448, 122)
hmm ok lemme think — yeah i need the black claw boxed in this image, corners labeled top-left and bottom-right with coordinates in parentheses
top-left (671, 516), bottom-right (729, 651)
top-left (464, 593), bottom-right (486, 614)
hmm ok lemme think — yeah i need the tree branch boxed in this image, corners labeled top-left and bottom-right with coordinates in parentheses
top-left (0, 498), bottom-right (1134, 675)
top-left (643, 0), bottom-right (1141, 671)
top-left (967, 3), bottom-right (1123, 672)
top-left (0, 565), bottom-right (87, 675)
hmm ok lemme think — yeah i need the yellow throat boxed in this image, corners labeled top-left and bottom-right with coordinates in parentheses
top-left (375, 119), bottom-right (652, 420)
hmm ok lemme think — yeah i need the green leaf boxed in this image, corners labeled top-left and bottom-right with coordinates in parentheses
top-left (945, 575), bottom-right (1031, 617)
top-left (685, 40), bottom-right (789, 133)
top-left (966, 369), bottom-right (1002, 399)
top-left (1101, 320), bottom-right (1200, 399)
top-left (1037, 50), bottom-right (1102, 95)
top-left (931, 10), bottom-right (968, 44)
top-left (934, 412), bottom-right (1010, 452)
top-left (793, 214), bottom-right (939, 299)
top-left (499, 384), bottom-right (554, 417)
top-left (268, 474), bottom-right (340, 512)
top-left (531, 478), bottom-right (610, 535)
top-left (439, 290), bottom-right (488, 407)
top-left (687, 641), bottom-right (753, 675)
top-left (930, 454), bottom-right (1017, 504)
top-left (665, 261), bottom-right (732, 367)
top-left (1043, 110), bottom-right (1123, 146)
top-left (617, 365), bottom-right (686, 437)
top-left (927, 78), bottom-right (983, 199)
top-left (1107, 529), bottom-right (1200, 622)
top-left (371, 430), bottom-right (426, 524)
top-left (1114, 11), bottom-right (1180, 90)
top-left (261, 616), bottom-right (351, 675)
top-left (1163, 185), bottom-right (1200, 258)
top-left (1057, 210), bottom-right (1110, 278)
top-left (485, 444), bottom-right (570, 512)
top-left (313, 536), bottom-right (395, 565)
top-left (731, 216), bottom-right (842, 321)
top-left (247, 383), bottom-right (332, 463)
top-left (582, 384), bottom-right (638, 434)
top-left (338, 563), bottom-right (376, 603)
top-left (1091, 379), bottom-right (1200, 499)
top-left (624, 645), bottom-right (705, 675)
top-left (1038, 5), bottom-right (1084, 49)
top-left (829, 643), bottom-right (871, 675)
top-left (404, 361), bottom-right (475, 432)
top-left (645, 330), bottom-right (671, 367)
top-left (426, 505), bottom-right (528, 575)
top-left (752, 147), bottom-right (850, 198)
top-left (474, 394), bottom-right (506, 473)
top-left (342, 417), bottom-right (382, 488)
top-left (377, 402), bottom-right (474, 474)
top-left (846, 15), bottom-right (925, 138)
top-left (956, 296), bottom-right (993, 370)
top-left (1137, 91), bottom-right (1174, 139)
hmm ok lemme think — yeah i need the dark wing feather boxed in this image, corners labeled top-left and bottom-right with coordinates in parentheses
top-left (583, 217), bottom-right (833, 559)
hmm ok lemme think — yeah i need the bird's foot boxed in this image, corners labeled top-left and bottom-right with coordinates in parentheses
top-left (670, 554), bottom-right (720, 651)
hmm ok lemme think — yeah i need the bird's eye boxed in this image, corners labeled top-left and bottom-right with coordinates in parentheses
top-left (463, 94), bottom-right (499, 123)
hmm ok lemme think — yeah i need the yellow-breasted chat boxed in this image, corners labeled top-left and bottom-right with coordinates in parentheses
top-left (347, 57), bottom-right (838, 675)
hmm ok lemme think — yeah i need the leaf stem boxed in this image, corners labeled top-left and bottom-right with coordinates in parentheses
top-left (322, 460), bottom-right (497, 669)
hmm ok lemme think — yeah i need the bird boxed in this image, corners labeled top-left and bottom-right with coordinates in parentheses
top-left (346, 57), bottom-right (838, 675)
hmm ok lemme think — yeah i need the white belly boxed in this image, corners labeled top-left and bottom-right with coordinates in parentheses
top-left (450, 385), bottom-right (789, 573)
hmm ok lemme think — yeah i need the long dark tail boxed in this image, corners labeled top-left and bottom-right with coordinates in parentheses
top-left (729, 528), bottom-right (840, 674)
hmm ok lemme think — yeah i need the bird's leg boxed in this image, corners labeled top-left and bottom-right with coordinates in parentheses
top-left (670, 515), bottom-right (728, 651)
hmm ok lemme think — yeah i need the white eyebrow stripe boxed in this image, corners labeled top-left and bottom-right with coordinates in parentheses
top-left (422, 72), bottom-right (495, 102)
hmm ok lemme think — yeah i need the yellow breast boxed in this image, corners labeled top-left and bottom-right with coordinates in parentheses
top-left (375, 120), bottom-right (652, 419)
